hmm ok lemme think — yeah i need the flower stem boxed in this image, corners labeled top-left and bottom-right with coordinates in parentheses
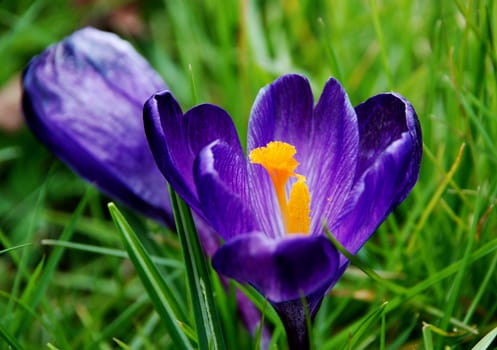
top-left (274, 300), bottom-right (311, 350)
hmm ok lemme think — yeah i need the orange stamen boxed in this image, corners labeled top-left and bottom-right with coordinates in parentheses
top-left (287, 175), bottom-right (311, 234)
top-left (249, 141), bottom-right (311, 234)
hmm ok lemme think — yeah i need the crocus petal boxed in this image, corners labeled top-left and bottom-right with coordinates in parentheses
top-left (212, 233), bottom-right (339, 303)
top-left (246, 75), bottom-right (314, 237)
top-left (194, 140), bottom-right (257, 240)
top-left (22, 27), bottom-right (172, 225)
top-left (334, 93), bottom-right (422, 259)
top-left (355, 93), bottom-right (422, 203)
top-left (144, 91), bottom-right (197, 207)
top-left (245, 162), bottom-right (283, 238)
top-left (247, 74), bottom-right (314, 155)
top-left (144, 91), bottom-right (242, 215)
top-left (245, 75), bottom-right (360, 237)
top-left (306, 78), bottom-right (359, 234)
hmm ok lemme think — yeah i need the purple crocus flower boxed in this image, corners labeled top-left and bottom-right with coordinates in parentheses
top-left (144, 74), bottom-right (422, 349)
top-left (22, 27), bottom-right (173, 226)
top-left (21, 27), bottom-right (269, 344)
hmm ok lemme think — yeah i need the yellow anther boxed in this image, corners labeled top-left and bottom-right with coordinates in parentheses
top-left (249, 141), bottom-right (299, 174)
top-left (287, 175), bottom-right (311, 234)
top-left (249, 141), bottom-right (299, 219)
top-left (249, 141), bottom-right (310, 235)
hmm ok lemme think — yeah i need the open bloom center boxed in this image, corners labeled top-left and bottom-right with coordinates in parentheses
top-left (249, 141), bottom-right (311, 235)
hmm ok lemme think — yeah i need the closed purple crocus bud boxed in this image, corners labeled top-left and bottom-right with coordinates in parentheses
top-left (22, 27), bottom-right (173, 226)
top-left (144, 74), bottom-right (422, 349)
top-left (22, 27), bottom-right (269, 346)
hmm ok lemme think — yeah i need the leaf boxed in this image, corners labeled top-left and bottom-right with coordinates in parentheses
top-left (472, 325), bottom-right (497, 350)
top-left (169, 188), bottom-right (226, 350)
top-left (0, 322), bottom-right (23, 350)
top-left (346, 302), bottom-right (388, 350)
top-left (108, 202), bottom-right (192, 350)
top-left (0, 242), bottom-right (31, 255)
top-left (40, 239), bottom-right (184, 269)
top-left (12, 189), bottom-right (90, 337)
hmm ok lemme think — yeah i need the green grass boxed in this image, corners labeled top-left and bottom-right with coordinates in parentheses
top-left (1, 0), bottom-right (497, 349)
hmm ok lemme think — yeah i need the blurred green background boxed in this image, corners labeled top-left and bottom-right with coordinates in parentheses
top-left (1, 0), bottom-right (497, 349)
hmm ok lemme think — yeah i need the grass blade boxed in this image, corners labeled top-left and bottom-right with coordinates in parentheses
top-left (169, 188), bottom-right (226, 350)
top-left (472, 325), bottom-right (497, 350)
top-left (324, 226), bottom-right (407, 295)
top-left (437, 186), bottom-right (484, 348)
top-left (0, 242), bottom-right (31, 255)
top-left (347, 302), bottom-right (388, 350)
top-left (41, 239), bottom-right (184, 269)
top-left (423, 323), bottom-right (435, 350)
top-left (0, 322), bottom-right (23, 350)
top-left (108, 202), bottom-right (192, 350)
top-left (11, 188), bottom-right (90, 336)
